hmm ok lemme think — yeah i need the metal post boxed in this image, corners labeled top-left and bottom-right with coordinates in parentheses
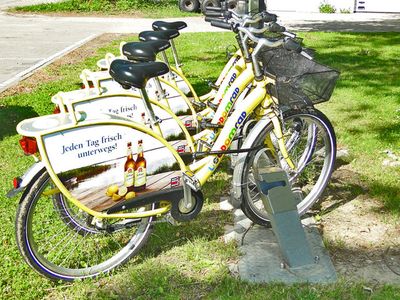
top-left (253, 163), bottom-right (315, 268)
top-left (160, 50), bottom-right (175, 82)
top-left (139, 89), bottom-right (160, 130)
top-left (169, 39), bottom-right (182, 69)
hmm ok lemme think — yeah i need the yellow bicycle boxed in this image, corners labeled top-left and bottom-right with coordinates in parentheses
top-left (10, 23), bottom-right (337, 281)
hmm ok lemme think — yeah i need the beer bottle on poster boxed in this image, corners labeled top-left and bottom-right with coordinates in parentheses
top-left (134, 140), bottom-right (147, 191)
top-left (124, 142), bottom-right (135, 192)
top-left (141, 112), bottom-right (147, 126)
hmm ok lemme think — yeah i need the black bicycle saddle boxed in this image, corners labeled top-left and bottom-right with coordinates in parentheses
top-left (122, 40), bottom-right (170, 62)
top-left (152, 21), bottom-right (187, 31)
top-left (139, 29), bottom-right (179, 42)
top-left (109, 60), bottom-right (169, 89)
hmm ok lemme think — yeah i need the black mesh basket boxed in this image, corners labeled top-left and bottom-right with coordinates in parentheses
top-left (261, 47), bottom-right (340, 109)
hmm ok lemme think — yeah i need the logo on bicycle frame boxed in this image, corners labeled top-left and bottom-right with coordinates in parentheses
top-left (218, 72), bottom-right (237, 104)
top-left (218, 87), bottom-right (240, 125)
top-left (208, 111), bottom-right (247, 171)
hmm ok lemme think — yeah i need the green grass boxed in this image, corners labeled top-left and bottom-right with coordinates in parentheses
top-left (1, 32), bottom-right (400, 299)
top-left (10, 0), bottom-right (198, 18)
top-left (300, 32), bottom-right (400, 212)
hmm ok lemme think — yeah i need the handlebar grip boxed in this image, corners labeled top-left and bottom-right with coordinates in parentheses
top-left (205, 6), bottom-right (222, 12)
top-left (210, 20), bottom-right (232, 30)
top-left (262, 12), bottom-right (277, 23)
top-left (205, 16), bottom-right (224, 23)
top-left (284, 38), bottom-right (302, 53)
top-left (269, 22), bottom-right (286, 33)
top-left (283, 31), bottom-right (296, 39)
top-left (204, 11), bottom-right (223, 17)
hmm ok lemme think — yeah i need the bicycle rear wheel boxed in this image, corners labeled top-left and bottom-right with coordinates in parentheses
top-left (241, 108), bottom-right (336, 226)
top-left (16, 171), bottom-right (154, 281)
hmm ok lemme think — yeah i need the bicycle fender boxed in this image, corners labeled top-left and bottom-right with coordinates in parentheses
top-left (6, 161), bottom-right (45, 198)
top-left (231, 117), bottom-right (272, 208)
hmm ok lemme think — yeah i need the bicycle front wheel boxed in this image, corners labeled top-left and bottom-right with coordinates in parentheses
top-left (16, 171), bottom-right (154, 281)
top-left (241, 108), bottom-right (336, 226)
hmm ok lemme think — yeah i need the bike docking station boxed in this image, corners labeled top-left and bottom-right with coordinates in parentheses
top-left (228, 155), bottom-right (337, 284)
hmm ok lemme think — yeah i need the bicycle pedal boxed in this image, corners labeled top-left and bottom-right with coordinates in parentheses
top-left (165, 213), bottom-right (180, 226)
top-left (200, 120), bottom-right (223, 129)
top-left (91, 217), bottom-right (105, 230)
top-left (207, 100), bottom-right (218, 110)
top-left (207, 81), bottom-right (219, 90)
top-left (192, 100), bottom-right (206, 109)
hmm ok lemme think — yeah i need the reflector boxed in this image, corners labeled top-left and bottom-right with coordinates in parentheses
top-left (19, 136), bottom-right (38, 155)
top-left (13, 177), bottom-right (21, 189)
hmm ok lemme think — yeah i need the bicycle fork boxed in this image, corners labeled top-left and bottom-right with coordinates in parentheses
top-left (265, 111), bottom-right (296, 170)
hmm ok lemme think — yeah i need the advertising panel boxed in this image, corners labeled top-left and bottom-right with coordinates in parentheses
top-left (43, 125), bottom-right (183, 211)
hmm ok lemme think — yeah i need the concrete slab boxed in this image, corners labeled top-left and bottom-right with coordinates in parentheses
top-left (223, 197), bottom-right (337, 284)
top-left (237, 220), bottom-right (337, 284)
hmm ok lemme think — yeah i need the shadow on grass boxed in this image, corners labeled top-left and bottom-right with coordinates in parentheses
top-left (308, 33), bottom-right (400, 212)
top-left (83, 231), bottom-right (400, 299)
top-left (143, 208), bottom-right (231, 259)
top-left (292, 20), bottom-right (400, 33)
top-left (312, 33), bottom-right (400, 93)
top-left (369, 181), bottom-right (400, 214)
top-left (374, 122), bottom-right (400, 145)
top-left (0, 105), bottom-right (38, 141)
top-left (84, 255), bottom-right (400, 299)
top-left (315, 160), bottom-right (367, 215)
top-left (189, 79), bottom-right (216, 96)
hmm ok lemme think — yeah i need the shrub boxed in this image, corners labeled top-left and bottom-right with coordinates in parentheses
top-left (340, 8), bottom-right (351, 13)
top-left (319, 1), bottom-right (336, 13)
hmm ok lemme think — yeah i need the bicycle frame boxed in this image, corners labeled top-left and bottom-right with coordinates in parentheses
top-left (16, 63), bottom-right (295, 222)
top-left (170, 50), bottom-right (246, 103)
top-left (79, 70), bottom-right (198, 121)
top-left (96, 48), bottom-right (246, 105)
top-left (59, 92), bottom-right (196, 152)
top-left (53, 54), bottom-right (249, 136)
top-left (49, 61), bottom-right (255, 163)
top-left (16, 27), bottom-right (299, 222)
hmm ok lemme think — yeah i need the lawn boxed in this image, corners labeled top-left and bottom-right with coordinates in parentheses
top-left (10, 0), bottom-right (197, 18)
top-left (0, 32), bottom-right (400, 299)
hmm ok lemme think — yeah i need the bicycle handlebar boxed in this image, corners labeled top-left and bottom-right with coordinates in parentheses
top-left (204, 6), bottom-right (222, 12)
top-left (210, 20), bottom-right (232, 30)
top-left (206, 10), bottom-right (301, 54)
top-left (283, 38), bottom-right (302, 53)
top-left (283, 31), bottom-right (296, 38)
top-left (261, 11), bottom-right (277, 23)
top-left (205, 16), bottom-right (224, 23)
top-left (268, 22), bottom-right (286, 33)
top-left (238, 26), bottom-right (285, 48)
top-left (204, 11), bottom-right (223, 17)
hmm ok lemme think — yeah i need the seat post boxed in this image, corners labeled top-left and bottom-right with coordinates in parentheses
top-left (139, 88), bottom-right (162, 135)
top-left (152, 77), bottom-right (170, 106)
top-left (169, 39), bottom-right (182, 69)
top-left (160, 50), bottom-right (176, 81)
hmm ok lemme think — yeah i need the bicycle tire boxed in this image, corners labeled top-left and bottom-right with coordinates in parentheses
top-left (52, 193), bottom-right (99, 235)
top-left (241, 108), bottom-right (336, 226)
top-left (15, 171), bottom-right (154, 281)
top-left (179, 0), bottom-right (200, 12)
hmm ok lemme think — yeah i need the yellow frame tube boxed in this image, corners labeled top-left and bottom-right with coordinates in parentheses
top-left (196, 83), bottom-right (267, 186)
top-left (158, 77), bottom-right (198, 126)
